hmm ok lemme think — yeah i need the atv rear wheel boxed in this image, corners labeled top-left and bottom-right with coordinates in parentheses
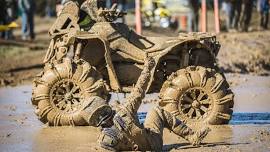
top-left (159, 66), bottom-right (234, 125)
top-left (32, 58), bottom-right (108, 126)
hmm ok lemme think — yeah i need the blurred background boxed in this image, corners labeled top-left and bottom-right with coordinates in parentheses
top-left (1, 0), bottom-right (269, 36)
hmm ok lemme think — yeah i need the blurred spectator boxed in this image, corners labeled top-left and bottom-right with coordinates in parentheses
top-left (117, 0), bottom-right (127, 11)
top-left (142, 0), bottom-right (154, 26)
top-left (98, 0), bottom-right (107, 8)
top-left (0, 0), bottom-right (7, 39)
top-left (231, 0), bottom-right (242, 30)
top-left (18, 0), bottom-right (36, 40)
top-left (258, 0), bottom-right (269, 29)
top-left (222, 0), bottom-right (233, 31)
top-left (5, 0), bottom-right (18, 39)
top-left (106, 0), bottom-right (112, 8)
top-left (190, 0), bottom-right (200, 32)
top-left (142, 0), bottom-right (154, 11)
top-left (153, 0), bottom-right (166, 9)
top-left (111, 0), bottom-right (117, 6)
top-left (117, 0), bottom-right (127, 23)
top-left (240, 0), bottom-right (254, 32)
top-left (46, 0), bottom-right (55, 17)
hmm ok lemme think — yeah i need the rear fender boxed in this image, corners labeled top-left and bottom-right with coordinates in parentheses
top-left (155, 33), bottom-right (219, 66)
top-left (147, 33), bottom-right (219, 91)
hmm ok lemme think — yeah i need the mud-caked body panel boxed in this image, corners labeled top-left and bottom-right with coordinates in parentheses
top-left (85, 22), bottom-right (220, 92)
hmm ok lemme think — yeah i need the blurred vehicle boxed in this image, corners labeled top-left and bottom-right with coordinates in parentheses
top-left (166, 0), bottom-right (192, 31)
top-left (142, 0), bottom-right (194, 31)
top-left (142, 0), bottom-right (172, 28)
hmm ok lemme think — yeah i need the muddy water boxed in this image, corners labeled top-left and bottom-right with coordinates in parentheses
top-left (226, 74), bottom-right (270, 113)
top-left (0, 74), bottom-right (270, 151)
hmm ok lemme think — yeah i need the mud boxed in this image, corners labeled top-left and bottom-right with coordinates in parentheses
top-left (227, 74), bottom-right (270, 113)
top-left (1, 123), bottom-right (270, 152)
top-left (2, 74), bottom-right (269, 113)
top-left (32, 58), bottom-right (108, 126)
top-left (0, 17), bottom-right (53, 87)
top-left (0, 74), bottom-right (270, 151)
top-left (218, 31), bottom-right (270, 76)
top-left (159, 66), bottom-right (234, 125)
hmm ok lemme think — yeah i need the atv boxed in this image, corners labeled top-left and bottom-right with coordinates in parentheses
top-left (32, 1), bottom-right (234, 126)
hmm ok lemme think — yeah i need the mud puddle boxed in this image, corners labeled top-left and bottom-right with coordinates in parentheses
top-left (0, 74), bottom-right (270, 151)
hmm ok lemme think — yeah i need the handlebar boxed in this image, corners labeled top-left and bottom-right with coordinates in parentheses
top-left (98, 4), bottom-right (127, 22)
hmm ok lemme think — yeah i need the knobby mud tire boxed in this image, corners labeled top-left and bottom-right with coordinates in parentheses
top-left (159, 66), bottom-right (234, 125)
top-left (32, 58), bottom-right (108, 126)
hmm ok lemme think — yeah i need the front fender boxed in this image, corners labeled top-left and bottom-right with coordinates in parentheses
top-left (65, 31), bottom-right (122, 92)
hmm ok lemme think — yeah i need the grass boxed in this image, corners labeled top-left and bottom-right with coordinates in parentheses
top-left (0, 46), bottom-right (30, 58)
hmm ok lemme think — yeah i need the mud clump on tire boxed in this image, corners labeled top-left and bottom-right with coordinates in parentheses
top-left (159, 66), bottom-right (234, 125)
top-left (32, 59), bottom-right (107, 126)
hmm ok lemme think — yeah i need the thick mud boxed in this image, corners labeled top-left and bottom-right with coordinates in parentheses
top-left (0, 74), bottom-right (270, 151)
top-left (218, 31), bottom-right (270, 76)
top-left (2, 124), bottom-right (270, 152)
top-left (227, 74), bottom-right (270, 113)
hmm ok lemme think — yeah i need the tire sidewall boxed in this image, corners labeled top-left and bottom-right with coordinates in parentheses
top-left (32, 59), bottom-right (107, 126)
top-left (160, 66), bottom-right (234, 125)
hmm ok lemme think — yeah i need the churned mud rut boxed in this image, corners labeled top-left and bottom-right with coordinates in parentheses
top-left (0, 74), bottom-right (270, 151)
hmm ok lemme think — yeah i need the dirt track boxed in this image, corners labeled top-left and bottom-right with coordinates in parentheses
top-left (0, 17), bottom-right (52, 87)
top-left (1, 124), bottom-right (270, 152)
top-left (218, 31), bottom-right (270, 75)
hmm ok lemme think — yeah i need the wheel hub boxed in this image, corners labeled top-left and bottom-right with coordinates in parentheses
top-left (64, 92), bottom-right (72, 100)
top-left (50, 79), bottom-right (83, 113)
top-left (192, 100), bottom-right (200, 108)
top-left (179, 88), bottom-right (212, 119)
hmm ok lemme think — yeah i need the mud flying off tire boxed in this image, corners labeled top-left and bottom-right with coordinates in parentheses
top-left (32, 58), bottom-right (107, 126)
top-left (160, 66), bottom-right (234, 125)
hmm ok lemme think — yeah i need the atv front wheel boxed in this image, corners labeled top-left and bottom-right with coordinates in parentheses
top-left (159, 66), bottom-right (234, 125)
top-left (32, 58), bottom-right (108, 126)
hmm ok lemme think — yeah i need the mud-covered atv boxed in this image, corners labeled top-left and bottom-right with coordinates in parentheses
top-left (32, 1), bottom-right (234, 126)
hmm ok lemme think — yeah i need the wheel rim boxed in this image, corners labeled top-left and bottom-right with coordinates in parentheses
top-left (50, 79), bottom-right (83, 113)
top-left (179, 88), bottom-right (212, 119)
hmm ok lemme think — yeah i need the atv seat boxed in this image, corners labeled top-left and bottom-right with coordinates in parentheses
top-left (143, 36), bottom-right (181, 53)
top-left (127, 30), bottom-right (179, 53)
